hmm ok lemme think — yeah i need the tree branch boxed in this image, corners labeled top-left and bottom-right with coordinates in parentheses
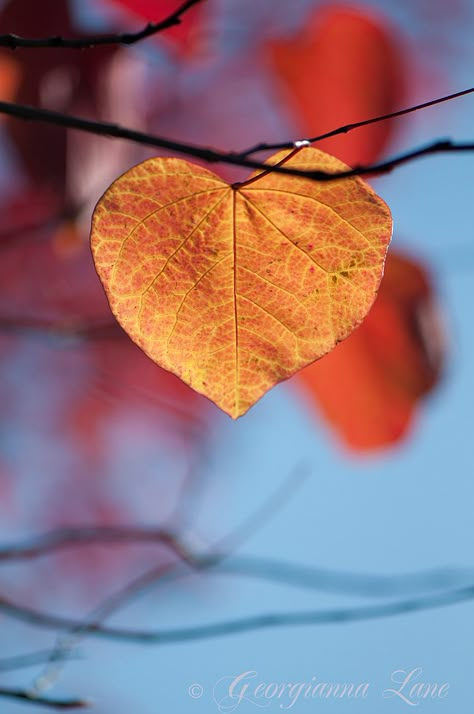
top-left (0, 522), bottom-right (470, 645)
top-left (0, 524), bottom-right (466, 597)
top-left (0, 525), bottom-right (181, 562)
top-left (27, 466), bottom-right (309, 695)
top-left (239, 85), bottom-right (474, 155)
top-left (0, 594), bottom-right (137, 634)
top-left (0, 649), bottom-right (81, 673)
top-left (0, 687), bottom-right (88, 709)
top-left (0, 98), bottom-right (473, 182)
top-left (0, 0), bottom-right (205, 49)
top-left (2, 584), bottom-right (473, 645)
top-left (115, 584), bottom-right (474, 642)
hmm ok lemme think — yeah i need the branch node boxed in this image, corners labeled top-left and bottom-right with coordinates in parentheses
top-left (293, 139), bottom-right (311, 148)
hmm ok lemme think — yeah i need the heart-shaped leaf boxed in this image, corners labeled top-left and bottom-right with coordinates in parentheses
top-left (91, 148), bottom-right (392, 418)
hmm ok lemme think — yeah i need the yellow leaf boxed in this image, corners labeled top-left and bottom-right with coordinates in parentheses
top-left (90, 148), bottom-right (392, 418)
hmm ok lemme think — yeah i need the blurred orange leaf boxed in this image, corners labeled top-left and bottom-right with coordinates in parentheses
top-left (91, 148), bottom-right (392, 418)
top-left (297, 252), bottom-right (444, 451)
top-left (268, 3), bottom-right (406, 166)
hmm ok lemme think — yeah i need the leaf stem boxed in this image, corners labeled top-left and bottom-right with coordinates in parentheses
top-left (232, 146), bottom-right (304, 188)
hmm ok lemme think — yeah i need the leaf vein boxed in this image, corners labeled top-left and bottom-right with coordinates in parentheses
top-left (244, 187), bottom-right (374, 248)
top-left (111, 187), bottom-right (225, 286)
top-left (165, 254), bottom-right (231, 354)
top-left (238, 294), bottom-right (296, 336)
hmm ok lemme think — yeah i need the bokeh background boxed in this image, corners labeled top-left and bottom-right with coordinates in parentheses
top-left (0, 0), bottom-right (473, 711)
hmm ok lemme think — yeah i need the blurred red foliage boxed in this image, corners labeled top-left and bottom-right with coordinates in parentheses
top-left (297, 252), bottom-right (444, 450)
top-left (269, 3), bottom-right (407, 165)
top-left (104, 0), bottom-right (205, 53)
top-left (268, 3), bottom-right (444, 450)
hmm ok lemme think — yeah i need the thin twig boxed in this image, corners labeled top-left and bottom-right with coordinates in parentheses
top-left (0, 649), bottom-right (81, 673)
top-left (30, 466), bottom-right (310, 694)
top-left (2, 584), bottom-right (474, 644)
top-left (104, 584), bottom-right (474, 642)
top-left (0, 0), bottom-right (205, 49)
top-left (0, 593), bottom-right (152, 635)
top-left (0, 524), bottom-right (467, 596)
top-left (0, 687), bottom-right (88, 709)
top-left (239, 86), bottom-right (474, 155)
top-left (0, 525), bottom-right (180, 562)
top-left (214, 556), bottom-right (468, 599)
top-left (0, 100), bottom-right (473, 181)
top-left (0, 559), bottom-right (467, 629)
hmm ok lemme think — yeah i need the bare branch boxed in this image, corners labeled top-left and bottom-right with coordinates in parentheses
top-left (215, 556), bottom-right (468, 599)
top-left (0, 524), bottom-right (465, 597)
top-left (0, 687), bottom-right (88, 709)
top-left (28, 466), bottom-right (309, 694)
top-left (117, 584), bottom-right (474, 642)
top-left (239, 86), bottom-right (474, 156)
top-left (0, 649), bottom-right (81, 673)
top-left (0, 525), bottom-right (180, 562)
top-left (0, 0), bottom-right (205, 49)
top-left (0, 593), bottom-right (150, 636)
top-left (0, 98), bottom-right (473, 182)
top-left (2, 585), bottom-right (474, 645)
top-left (0, 524), bottom-right (470, 643)
top-left (0, 465), bottom-right (467, 696)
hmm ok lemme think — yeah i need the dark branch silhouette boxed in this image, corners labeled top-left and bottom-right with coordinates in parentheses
top-left (0, 687), bottom-right (88, 710)
top-left (239, 85), bottom-right (474, 155)
top-left (0, 0), bottom-right (205, 49)
top-left (0, 93), bottom-right (473, 182)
